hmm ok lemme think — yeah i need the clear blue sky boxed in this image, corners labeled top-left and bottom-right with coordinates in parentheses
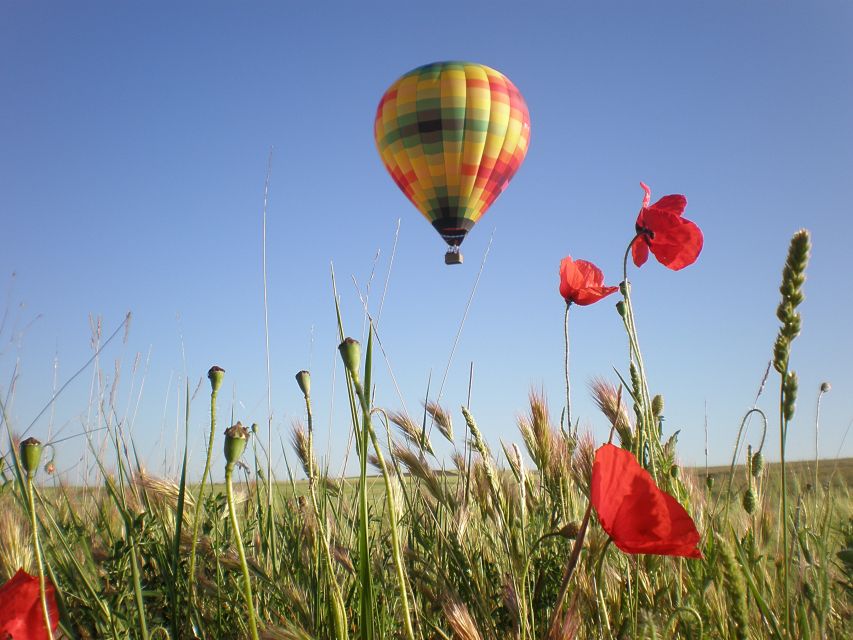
top-left (2, 1), bottom-right (851, 482)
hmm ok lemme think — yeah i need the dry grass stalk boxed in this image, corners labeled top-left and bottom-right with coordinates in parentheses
top-left (589, 378), bottom-right (633, 446)
top-left (0, 507), bottom-right (33, 581)
top-left (424, 401), bottom-right (454, 443)
top-left (443, 596), bottom-right (484, 640)
top-left (388, 409), bottom-right (433, 454)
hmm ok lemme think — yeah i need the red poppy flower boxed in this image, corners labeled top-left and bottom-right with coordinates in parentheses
top-left (559, 257), bottom-right (619, 306)
top-left (0, 569), bottom-right (59, 640)
top-left (590, 444), bottom-right (701, 558)
top-left (632, 182), bottom-right (703, 270)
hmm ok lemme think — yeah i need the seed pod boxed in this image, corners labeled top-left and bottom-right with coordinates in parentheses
top-left (742, 488), bottom-right (756, 514)
top-left (557, 521), bottom-right (581, 539)
top-left (751, 451), bottom-right (764, 477)
top-left (208, 366), bottom-right (225, 393)
top-left (295, 370), bottom-right (311, 398)
top-left (224, 422), bottom-right (250, 466)
top-left (705, 474), bottom-right (715, 491)
top-left (20, 437), bottom-right (43, 476)
top-left (338, 338), bottom-right (361, 379)
top-left (820, 381), bottom-right (831, 393)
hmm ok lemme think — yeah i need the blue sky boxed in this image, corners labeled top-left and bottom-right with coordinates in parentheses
top-left (1, 1), bottom-right (851, 482)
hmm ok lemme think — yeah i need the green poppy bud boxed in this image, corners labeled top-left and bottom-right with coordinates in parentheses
top-left (295, 370), bottom-right (311, 398)
top-left (20, 437), bottom-right (43, 476)
top-left (224, 422), bottom-right (249, 466)
top-left (619, 280), bottom-right (630, 296)
top-left (615, 300), bottom-right (626, 317)
top-left (705, 474), bottom-right (715, 491)
top-left (742, 488), bottom-right (756, 514)
top-left (669, 464), bottom-right (679, 479)
top-left (338, 338), bottom-right (361, 379)
top-left (208, 366), bottom-right (225, 394)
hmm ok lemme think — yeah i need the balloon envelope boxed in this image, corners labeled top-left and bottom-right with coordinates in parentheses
top-left (374, 61), bottom-right (531, 248)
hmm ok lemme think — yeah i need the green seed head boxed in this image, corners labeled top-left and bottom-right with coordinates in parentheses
top-left (783, 370), bottom-right (798, 421)
top-left (751, 451), bottom-right (764, 477)
top-left (224, 422), bottom-right (249, 466)
top-left (651, 394), bottom-right (664, 418)
top-left (338, 338), bottom-right (361, 379)
top-left (208, 366), bottom-right (225, 394)
top-left (20, 437), bottom-right (43, 476)
top-left (295, 370), bottom-right (311, 398)
top-left (742, 488), bottom-right (756, 514)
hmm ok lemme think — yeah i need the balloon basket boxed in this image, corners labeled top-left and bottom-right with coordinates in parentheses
top-left (445, 249), bottom-right (463, 265)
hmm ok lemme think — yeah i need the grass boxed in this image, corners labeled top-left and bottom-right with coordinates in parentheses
top-left (1, 229), bottom-right (851, 639)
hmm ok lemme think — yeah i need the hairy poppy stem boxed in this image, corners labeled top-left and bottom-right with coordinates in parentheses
top-left (546, 500), bottom-right (592, 637)
top-left (225, 461), bottom-right (260, 640)
top-left (26, 474), bottom-right (55, 640)
top-left (564, 302), bottom-right (572, 435)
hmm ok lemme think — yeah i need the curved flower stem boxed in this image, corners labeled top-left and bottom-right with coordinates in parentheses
top-left (188, 384), bottom-right (219, 605)
top-left (564, 302), bottom-right (572, 435)
top-left (26, 473), bottom-right (55, 640)
top-left (226, 462), bottom-right (260, 640)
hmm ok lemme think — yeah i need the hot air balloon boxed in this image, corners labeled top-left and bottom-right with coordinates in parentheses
top-left (374, 61), bottom-right (531, 264)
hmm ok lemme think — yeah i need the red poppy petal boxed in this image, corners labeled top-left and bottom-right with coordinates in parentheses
top-left (650, 194), bottom-right (687, 217)
top-left (591, 444), bottom-right (701, 558)
top-left (0, 569), bottom-right (59, 639)
top-left (631, 238), bottom-right (649, 267)
top-left (642, 211), bottom-right (703, 270)
top-left (572, 260), bottom-right (606, 288)
top-left (639, 182), bottom-right (651, 207)
top-left (572, 285), bottom-right (619, 306)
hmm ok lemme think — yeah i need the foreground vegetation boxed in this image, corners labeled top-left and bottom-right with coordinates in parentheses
top-left (2, 222), bottom-right (851, 639)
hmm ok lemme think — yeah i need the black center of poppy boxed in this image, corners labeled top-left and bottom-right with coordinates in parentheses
top-left (636, 224), bottom-right (655, 240)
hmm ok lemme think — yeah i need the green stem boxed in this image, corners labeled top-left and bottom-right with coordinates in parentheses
top-left (127, 526), bottom-right (150, 640)
top-left (779, 373), bottom-right (790, 636)
top-left (188, 386), bottom-right (219, 605)
top-left (226, 463), bottom-right (260, 640)
top-left (564, 302), bottom-right (572, 434)
top-left (304, 394), bottom-right (350, 640)
top-left (26, 474), bottom-right (55, 640)
top-left (354, 379), bottom-right (416, 640)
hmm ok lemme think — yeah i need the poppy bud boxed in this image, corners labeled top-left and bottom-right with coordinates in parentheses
top-left (223, 422), bottom-right (249, 466)
top-left (557, 521), bottom-right (581, 539)
top-left (338, 338), bottom-right (361, 379)
top-left (751, 451), bottom-right (764, 477)
top-left (742, 488), bottom-right (756, 514)
top-left (705, 474), bottom-right (715, 491)
top-left (802, 581), bottom-right (815, 603)
top-left (250, 423), bottom-right (258, 435)
top-left (295, 370), bottom-right (311, 398)
top-left (669, 464), bottom-right (679, 479)
top-left (652, 395), bottom-right (664, 418)
top-left (619, 281), bottom-right (630, 296)
top-left (20, 437), bottom-right (43, 476)
top-left (208, 366), bottom-right (225, 394)
top-left (45, 461), bottom-right (56, 475)
top-left (615, 301), bottom-right (626, 317)
top-left (820, 381), bottom-right (831, 393)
